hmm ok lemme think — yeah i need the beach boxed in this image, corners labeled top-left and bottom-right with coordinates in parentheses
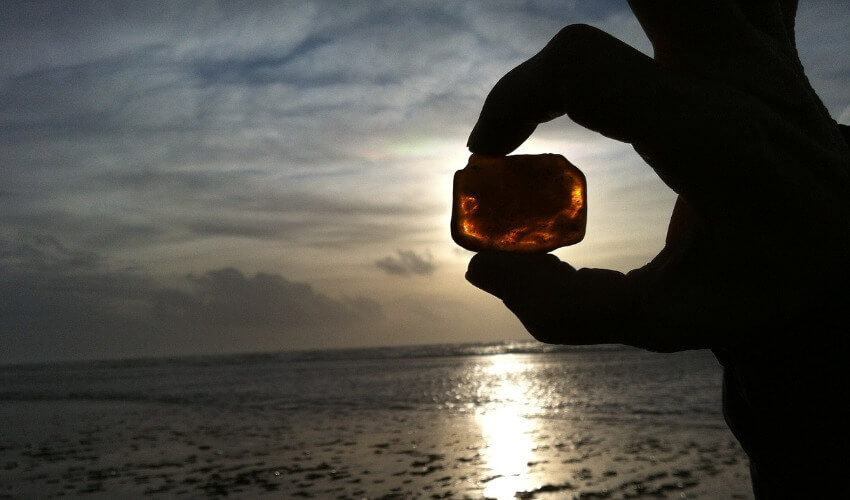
top-left (0, 343), bottom-right (752, 499)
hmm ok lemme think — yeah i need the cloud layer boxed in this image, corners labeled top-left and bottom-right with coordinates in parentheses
top-left (0, 229), bottom-right (383, 363)
top-left (1, 1), bottom-right (848, 363)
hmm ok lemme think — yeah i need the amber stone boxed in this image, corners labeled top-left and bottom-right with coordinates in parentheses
top-left (451, 154), bottom-right (586, 253)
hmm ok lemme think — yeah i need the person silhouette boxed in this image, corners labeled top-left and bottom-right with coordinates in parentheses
top-left (463, 1), bottom-right (850, 497)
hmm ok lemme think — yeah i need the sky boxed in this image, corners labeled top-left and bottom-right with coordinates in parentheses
top-left (2, 1), bottom-right (849, 364)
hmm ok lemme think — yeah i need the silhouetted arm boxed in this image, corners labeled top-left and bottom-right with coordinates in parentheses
top-left (466, 0), bottom-right (850, 352)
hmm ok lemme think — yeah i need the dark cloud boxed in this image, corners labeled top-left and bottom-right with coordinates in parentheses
top-left (375, 250), bottom-right (436, 277)
top-left (0, 231), bottom-right (383, 364)
top-left (0, 229), bottom-right (100, 271)
top-left (154, 267), bottom-right (382, 328)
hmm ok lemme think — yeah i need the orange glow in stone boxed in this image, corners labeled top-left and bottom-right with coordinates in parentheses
top-left (451, 154), bottom-right (587, 253)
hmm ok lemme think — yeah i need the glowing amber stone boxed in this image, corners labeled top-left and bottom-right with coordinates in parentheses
top-left (451, 154), bottom-right (586, 253)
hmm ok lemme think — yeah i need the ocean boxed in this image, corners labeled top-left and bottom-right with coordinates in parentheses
top-left (0, 341), bottom-right (753, 499)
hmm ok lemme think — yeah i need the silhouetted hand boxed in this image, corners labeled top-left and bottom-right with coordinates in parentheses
top-left (465, 0), bottom-right (850, 351)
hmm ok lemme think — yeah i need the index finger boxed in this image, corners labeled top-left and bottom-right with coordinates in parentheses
top-left (467, 25), bottom-right (689, 155)
top-left (467, 24), bottom-right (730, 198)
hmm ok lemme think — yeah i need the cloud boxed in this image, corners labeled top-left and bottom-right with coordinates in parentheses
top-left (0, 228), bottom-right (100, 271)
top-left (840, 105), bottom-right (850, 125)
top-left (0, 0), bottom-right (658, 273)
top-left (154, 267), bottom-right (382, 328)
top-left (0, 231), bottom-right (383, 364)
top-left (795, 4), bottom-right (850, 119)
top-left (375, 250), bottom-right (436, 277)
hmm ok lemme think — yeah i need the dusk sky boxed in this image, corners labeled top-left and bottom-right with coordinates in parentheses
top-left (2, 1), bottom-right (849, 364)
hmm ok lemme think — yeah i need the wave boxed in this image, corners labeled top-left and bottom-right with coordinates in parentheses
top-left (0, 340), bottom-right (637, 371)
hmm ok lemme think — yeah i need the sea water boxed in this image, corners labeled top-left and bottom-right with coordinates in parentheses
top-left (0, 341), bottom-right (723, 424)
top-left (0, 341), bottom-right (749, 499)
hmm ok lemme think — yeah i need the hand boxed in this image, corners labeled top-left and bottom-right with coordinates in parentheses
top-left (465, 0), bottom-right (850, 351)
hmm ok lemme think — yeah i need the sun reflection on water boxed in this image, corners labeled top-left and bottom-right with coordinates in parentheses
top-left (476, 354), bottom-right (541, 500)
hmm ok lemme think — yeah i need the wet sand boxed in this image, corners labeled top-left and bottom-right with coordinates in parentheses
top-left (0, 399), bottom-right (752, 499)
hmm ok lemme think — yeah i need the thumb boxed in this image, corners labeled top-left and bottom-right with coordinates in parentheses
top-left (466, 253), bottom-right (569, 301)
top-left (466, 253), bottom-right (635, 345)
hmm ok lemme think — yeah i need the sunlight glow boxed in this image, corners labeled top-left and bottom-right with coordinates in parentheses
top-left (476, 355), bottom-right (541, 500)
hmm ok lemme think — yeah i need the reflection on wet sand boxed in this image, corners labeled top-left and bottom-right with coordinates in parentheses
top-left (476, 354), bottom-right (542, 500)
top-left (0, 347), bottom-right (753, 498)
